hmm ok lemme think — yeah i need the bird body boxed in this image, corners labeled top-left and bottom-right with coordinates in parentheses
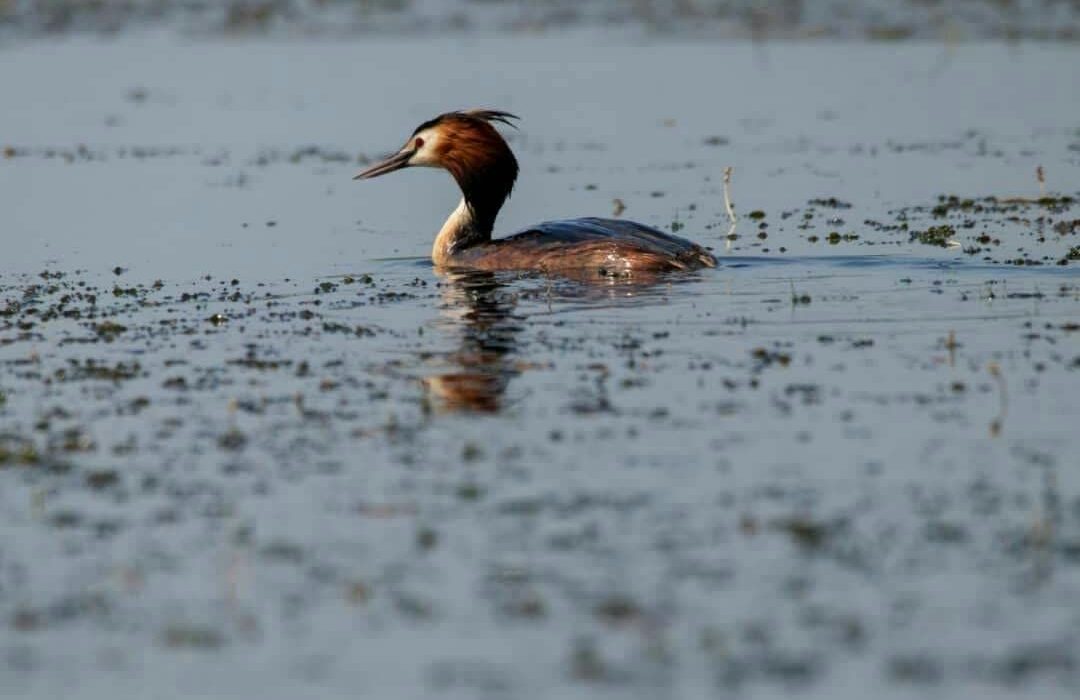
top-left (356, 110), bottom-right (717, 276)
top-left (442, 217), bottom-right (717, 274)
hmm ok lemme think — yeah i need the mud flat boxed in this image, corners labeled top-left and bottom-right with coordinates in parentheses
top-left (1, 32), bottom-right (1079, 700)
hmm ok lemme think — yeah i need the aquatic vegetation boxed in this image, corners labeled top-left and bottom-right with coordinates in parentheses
top-left (913, 224), bottom-right (958, 247)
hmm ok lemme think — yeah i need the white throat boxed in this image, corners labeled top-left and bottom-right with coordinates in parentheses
top-left (433, 197), bottom-right (474, 267)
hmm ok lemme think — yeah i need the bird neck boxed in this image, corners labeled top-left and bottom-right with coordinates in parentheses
top-left (433, 197), bottom-right (488, 267)
top-left (432, 136), bottom-right (518, 267)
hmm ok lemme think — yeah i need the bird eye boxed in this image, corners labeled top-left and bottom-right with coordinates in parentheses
top-left (414, 137), bottom-right (425, 149)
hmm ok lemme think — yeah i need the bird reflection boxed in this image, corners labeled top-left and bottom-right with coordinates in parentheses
top-left (422, 270), bottom-right (524, 413)
top-left (421, 267), bottom-right (709, 413)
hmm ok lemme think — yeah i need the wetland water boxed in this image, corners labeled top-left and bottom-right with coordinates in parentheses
top-left (2, 31), bottom-right (1080, 699)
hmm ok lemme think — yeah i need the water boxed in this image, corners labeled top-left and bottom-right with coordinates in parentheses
top-left (1, 29), bottom-right (1079, 700)
top-left (2, 0), bottom-right (1078, 40)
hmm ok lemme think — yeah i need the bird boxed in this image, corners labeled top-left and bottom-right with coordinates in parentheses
top-left (355, 109), bottom-right (717, 277)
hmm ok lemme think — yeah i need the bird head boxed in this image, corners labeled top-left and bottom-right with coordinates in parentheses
top-left (354, 109), bottom-right (519, 184)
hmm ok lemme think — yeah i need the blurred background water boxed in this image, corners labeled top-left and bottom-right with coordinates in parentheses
top-left (1, 0), bottom-right (1078, 40)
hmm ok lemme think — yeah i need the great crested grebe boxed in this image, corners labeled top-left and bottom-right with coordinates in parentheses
top-left (355, 109), bottom-right (717, 276)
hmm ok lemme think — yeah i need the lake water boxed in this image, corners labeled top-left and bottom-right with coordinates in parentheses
top-left (1, 29), bottom-right (1079, 700)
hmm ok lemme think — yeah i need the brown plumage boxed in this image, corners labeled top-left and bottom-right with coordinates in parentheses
top-left (428, 112), bottom-right (519, 246)
top-left (355, 109), bottom-right (717, 277)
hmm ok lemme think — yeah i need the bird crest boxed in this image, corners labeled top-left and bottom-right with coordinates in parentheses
top-left (411, 109), bottom-right (519, 136)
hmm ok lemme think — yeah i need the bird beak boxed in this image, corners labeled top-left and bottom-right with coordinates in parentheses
top-left (353, 149), bottom-right (414, 180)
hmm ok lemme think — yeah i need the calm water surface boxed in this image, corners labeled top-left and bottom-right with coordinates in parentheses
top-left (1, 31), bottom-right (1079, 700)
